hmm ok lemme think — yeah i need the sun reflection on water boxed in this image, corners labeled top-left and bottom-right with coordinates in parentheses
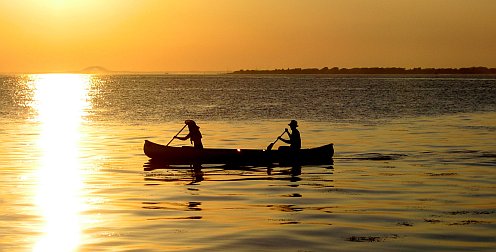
top-left (30, 74), bottom-right (91, 252)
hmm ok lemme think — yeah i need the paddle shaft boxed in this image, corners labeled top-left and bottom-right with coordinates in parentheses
top-left (267, 130), bottom-right (288, 150)
top-left (166, 124), bottom-right (188, 146)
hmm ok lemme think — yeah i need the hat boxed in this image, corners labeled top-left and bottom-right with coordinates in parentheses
top-left (185, 120), bottom-right (196, 126)
top-left (288, 120), bottom-right (298, 127)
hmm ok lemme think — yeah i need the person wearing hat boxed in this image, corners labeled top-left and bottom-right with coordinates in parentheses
top-left (174, 120), bottom-right (204, 149)
top-left (278, 120), bottom-right (301, 151)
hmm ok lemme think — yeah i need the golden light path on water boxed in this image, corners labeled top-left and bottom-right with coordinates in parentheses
top-left (29, 74), bottom-right (91, 251)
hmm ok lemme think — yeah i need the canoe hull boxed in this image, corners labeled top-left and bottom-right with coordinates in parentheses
top-left (143, 140), bottom-right (333, 165)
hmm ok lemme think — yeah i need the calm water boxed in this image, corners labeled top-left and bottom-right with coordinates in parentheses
top-left (0, 74), bottom-right (495, 251)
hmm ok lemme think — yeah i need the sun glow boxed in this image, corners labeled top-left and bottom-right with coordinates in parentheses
top-left (30, 74), bottom-right (91, 251)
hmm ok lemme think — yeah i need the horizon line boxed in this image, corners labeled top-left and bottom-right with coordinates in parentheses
top-left (2, 66), bottom-right (496, 75)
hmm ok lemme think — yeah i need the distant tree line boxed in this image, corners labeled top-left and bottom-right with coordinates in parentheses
top-left (231, 67), bottom-right (496, 74)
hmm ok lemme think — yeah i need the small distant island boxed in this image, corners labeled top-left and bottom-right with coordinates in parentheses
top-left (80, 66), bottom-right (112, 74)
top-left (231, 67), bottom-right (496, 75)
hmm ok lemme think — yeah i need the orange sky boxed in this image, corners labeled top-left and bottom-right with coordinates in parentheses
top-left (1, 0), bottom-right (495, 73)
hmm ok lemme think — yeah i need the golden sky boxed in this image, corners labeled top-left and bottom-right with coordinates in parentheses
top-left (1, 0), bottom-right (495, 73)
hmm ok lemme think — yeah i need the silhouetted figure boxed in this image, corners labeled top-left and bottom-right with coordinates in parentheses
top-left (278, 120), bottom-right (301, 151)
top-left (174, 120), bottom-right (203, 149)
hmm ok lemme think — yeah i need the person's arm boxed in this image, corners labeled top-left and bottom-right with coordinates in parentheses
top-left (278, 129), bottom-right (291, 144)
top-left (278, 137), bottom-right (291, 144)
top-left (175, 133), bottom-right (190, 141)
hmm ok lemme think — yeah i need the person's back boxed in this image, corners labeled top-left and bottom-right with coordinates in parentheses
top-left (289, 127), bottom-right (301, 151)
top-left (188, 125), bottom-right (203, 149)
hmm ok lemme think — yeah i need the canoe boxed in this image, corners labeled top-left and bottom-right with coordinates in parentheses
top-left (143, 140), bottom-right (334, 165)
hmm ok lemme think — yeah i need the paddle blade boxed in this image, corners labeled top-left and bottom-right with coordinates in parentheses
top-left (266, 130), bottom-right (285, 150)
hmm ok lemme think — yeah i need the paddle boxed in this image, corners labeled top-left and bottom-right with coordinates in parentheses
top-left (266, 130), bottom-right (288, 151)
top-left (166, 124), bottom-right (188, 146)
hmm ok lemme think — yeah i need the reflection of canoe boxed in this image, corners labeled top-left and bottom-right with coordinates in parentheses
top-left (143, 140), bottom-right (334, 165)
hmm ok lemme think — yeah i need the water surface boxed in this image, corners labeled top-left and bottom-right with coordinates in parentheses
top-left (0, 74), bottom-right (495, 251)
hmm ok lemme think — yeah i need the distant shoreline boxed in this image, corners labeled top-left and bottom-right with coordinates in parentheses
top-left (2, 67), bottom-right (496, 75)
top-left (231, 67), bottom-right (496, 75)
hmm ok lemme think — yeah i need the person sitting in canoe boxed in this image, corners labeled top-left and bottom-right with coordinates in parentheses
top-left (278, 120), bottom-right (301, 151)
top-left (174, 120), bottom-right (204, 150)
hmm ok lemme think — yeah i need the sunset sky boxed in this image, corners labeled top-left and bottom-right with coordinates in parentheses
top-left (1, 0), bottom-right (495, 73)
